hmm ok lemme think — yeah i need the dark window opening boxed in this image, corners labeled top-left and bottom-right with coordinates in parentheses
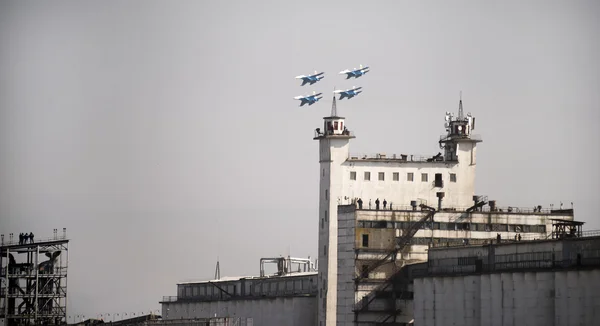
top-left (362, 234), bottom-right (369, 247)
top-left (434, 173), bottom-right (443, 187)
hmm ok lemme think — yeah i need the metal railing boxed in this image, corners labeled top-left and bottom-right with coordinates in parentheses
top-left (355, 204), bottom-right (573, 215)
top-left (439, 134), bottom-right (482, 142)
top-left (0, 235), bottom-right (68, 246)
top-left (348, 153), bottom-right (455, 163)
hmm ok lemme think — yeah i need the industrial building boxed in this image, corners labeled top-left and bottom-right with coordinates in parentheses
top-left (315, 98), bottom-right (574, 325)
top-left (413, 221), bottom-right (600, 326)
top-left (160, 97), bottom-right (580, 325)
top-left (160, 256), bottom-right (318, 326)
top-left (0, 229), bottom-right (69, 326)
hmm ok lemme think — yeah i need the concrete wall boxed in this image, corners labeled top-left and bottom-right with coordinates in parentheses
top-left (162, 296), bottom-right (316, 326)
top-left (414, 269), bottom-right (600, 326)
top-left (337, 207), bottom-right (356, 326)
top-left (318, 135), bottom-right (352, 326)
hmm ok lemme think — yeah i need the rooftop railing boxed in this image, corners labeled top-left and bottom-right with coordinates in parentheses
top-left (0, 234), bottom-right (68, 247)
top-left (355, 204), bottom-right (574, 215)
top-left (348, 153), bottom-right (454, 162)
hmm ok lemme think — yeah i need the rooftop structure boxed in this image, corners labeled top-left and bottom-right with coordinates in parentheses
top-left (1, 229), bottom-right (69, 326)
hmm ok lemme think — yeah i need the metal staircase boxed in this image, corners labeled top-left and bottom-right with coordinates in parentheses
top-left (354, 204), bottom-right (437, 323)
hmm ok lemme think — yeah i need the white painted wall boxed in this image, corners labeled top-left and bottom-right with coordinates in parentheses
top-left (340, 139), bottom-right (479, 210)
top-left (162, 296), bottom-right (316, 326)
top-left (414, 269), bottom-right (600, 326)
top-left (318, 134), bottom-right (352, 326)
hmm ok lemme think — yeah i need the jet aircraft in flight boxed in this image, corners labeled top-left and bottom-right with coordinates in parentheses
top-left (294, 91), bottom-right (323, 106)
top-left (333, 86), bottom-right (362, 100)
top-left (295, 71), bottom-right (325, 86)
top-left (339, 65), bottom-right (369, 79)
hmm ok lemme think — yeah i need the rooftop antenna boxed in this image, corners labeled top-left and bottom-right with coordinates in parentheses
top-left (458, 91), bottom-right (464, 120)
top-left (214, 257), bottom-right (220, 280)
top-left (330, 86), bottom-right (338, 117)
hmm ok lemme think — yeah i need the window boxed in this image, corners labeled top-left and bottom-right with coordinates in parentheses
top-left (350, 171), bottom-right (356, 180)
top-left (325, 210), bottom-right (328, 221)
top-left (362, 234), bottom-right (369, 247)
top-left (450, 173), bottom-right (457, 182)
top-left (407, 172), bottom-right (414, 182)
top-left (378, 172), bottom-right (385, 181)
top-left (421, 173), bottom-right (428, 182)
top-left (364, 171), bottom-right (371, 181)
top-left (321, 218), bottom-right (324, 229)
top-left (325, 189), bottom-right (328, 200)
top-left (434, 173), bottom-right (443, 187)
top-left (393, 172), bottom-right (399, 181)
top-left (324, 245), bottom-right (327, 255)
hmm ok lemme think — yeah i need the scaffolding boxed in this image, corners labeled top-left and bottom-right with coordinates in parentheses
top-left (0, 229), bottom-right (69, 326)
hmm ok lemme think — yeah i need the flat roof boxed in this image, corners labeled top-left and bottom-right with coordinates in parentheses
top-left (177, 271), bottom-right (318, 285)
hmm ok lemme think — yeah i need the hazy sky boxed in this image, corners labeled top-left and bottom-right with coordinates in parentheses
top-left (1, 0), bottom-right (598, 319)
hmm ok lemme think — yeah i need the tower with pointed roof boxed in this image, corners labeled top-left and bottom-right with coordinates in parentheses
top-left (313, 96), bottom-right (354, 326)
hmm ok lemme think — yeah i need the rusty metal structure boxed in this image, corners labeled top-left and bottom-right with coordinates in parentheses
top-left (0, 229), bottom-right (69, 325)
top-left (353, 204), bottom-right (437, 323)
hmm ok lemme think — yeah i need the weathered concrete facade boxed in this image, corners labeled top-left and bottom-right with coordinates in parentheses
top-left (414, 237), bottom-right (600, 326)
top-left (160, 273), bottom-right (317, 326)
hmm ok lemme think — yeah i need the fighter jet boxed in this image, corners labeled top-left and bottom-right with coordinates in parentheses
top-left (339, 65), bottom-right (369, 79)
top-left (333, 86), bottom-right (362, 100)
top-left (294, 91), bottom-right (323, 106)
top-left (295, 71), bottom-right (325, 86)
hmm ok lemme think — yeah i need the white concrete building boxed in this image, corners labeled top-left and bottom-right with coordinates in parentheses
top-left (314, 98), bottom-right (575, 325)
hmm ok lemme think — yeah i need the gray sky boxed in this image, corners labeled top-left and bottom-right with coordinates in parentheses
top-left (1, 0), bottom-right (598, 318)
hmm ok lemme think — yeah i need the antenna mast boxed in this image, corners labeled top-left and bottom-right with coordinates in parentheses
top-left (331, 86), bottom-right (338, 117)
top-left (214, 258), bottom-right (220, 280)
top-left (458, 91), bottom-right (464, 120)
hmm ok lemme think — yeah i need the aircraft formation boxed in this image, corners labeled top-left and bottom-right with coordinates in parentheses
top-left (294, 65), bottom-right (369, 106)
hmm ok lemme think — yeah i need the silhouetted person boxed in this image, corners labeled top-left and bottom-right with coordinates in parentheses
top-left (383, 199), bottom-right (387, 209)
top-left (369, 199), bottom-right (372, 210)
top-left (29, 232), bottom-right (34, 243)
top-left (357, 198), bottom-right (363, 210)
top-left (496, 233), bottom-right (501, 244)
top-left (518, 234), bottom-right (522, 241)
top-left (19, 233), bottom-right (23, 245)
top-left (514, 234), bottom-right (517, 241)
top-left (375, 198), bottom-right (380, 210)
top-left (390, 202), bottom-right (393, 210)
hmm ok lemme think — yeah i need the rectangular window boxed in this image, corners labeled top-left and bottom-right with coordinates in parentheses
top-left (378, 172), bottom-right (385, 181)
top-left (321, 218), bottom-right (324, 229)
top-left (421, 173), bottom-right (428, 182)
top-left (325, 189), bottom-right (328, 200)
top-left (434, 173), bottom-right (443, 187)
top-left (324, 245), bottom-right (327, 255)
top-left (362, 234), bottom-right (369, 247)
top-left (364, 171), bottom-right (371, 181)
top-left (393, 172), bottom-right (399, 181)
top-left (450, 173), bottom-right (457, 182)
top-left (334, 121), bottom-right (339, 130)
top-left (350, 171), bottom-right (356, 180)
top-left (407, 172), bottom-right (414, 182)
